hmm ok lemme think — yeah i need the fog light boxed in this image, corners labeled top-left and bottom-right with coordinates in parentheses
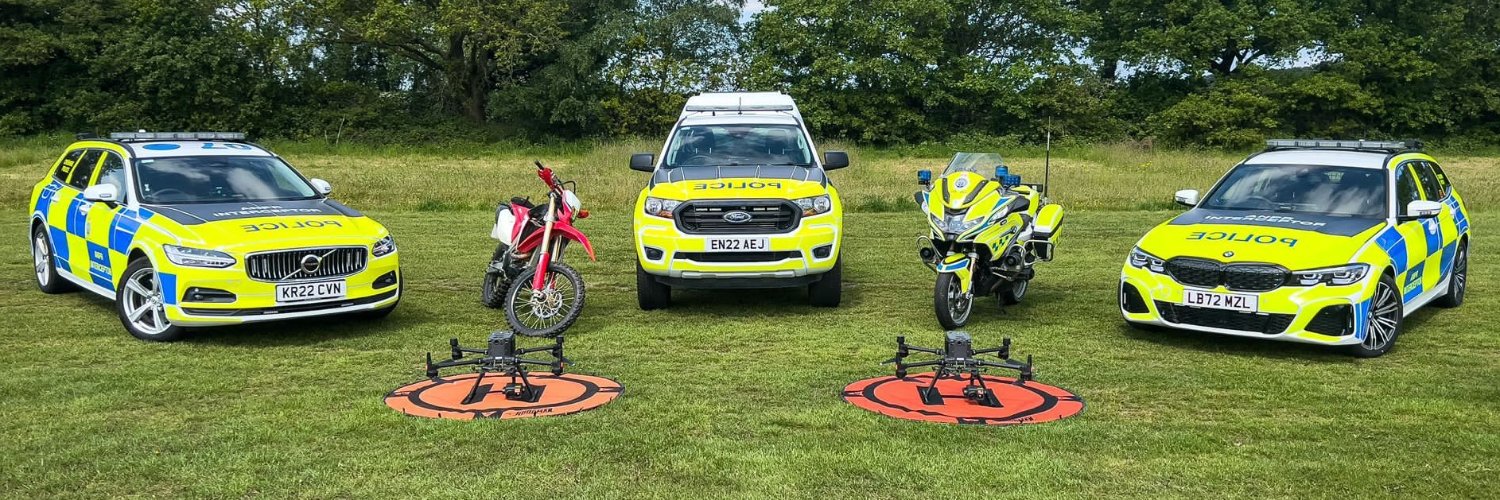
top-left (373, 271), bottom-right (399, 289)
top-left (644, 247), bottom-right (664, 260)
top-left (184, 287), bottom-right (236, 303)
top-left (812, 245), bottom-right (833, 259)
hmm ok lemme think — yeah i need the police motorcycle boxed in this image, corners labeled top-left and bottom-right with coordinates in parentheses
top-left (481, 161), bottom-right (596, 337)
top-left (915, 153), bottom-right (1064, 329)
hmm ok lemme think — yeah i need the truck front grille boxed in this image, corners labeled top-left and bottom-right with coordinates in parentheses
top-left (676, 200), bottom-right (800, 234)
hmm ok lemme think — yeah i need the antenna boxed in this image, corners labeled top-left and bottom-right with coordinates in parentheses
top-left (1043, 117), bottom-right (1052, 199)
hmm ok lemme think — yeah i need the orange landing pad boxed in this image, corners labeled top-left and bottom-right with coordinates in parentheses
top-left (386, 372), bottom-right (622, 420)
top-left (842, 373), bottom-right (1083, 425)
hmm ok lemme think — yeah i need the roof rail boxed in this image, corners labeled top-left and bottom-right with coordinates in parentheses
top-left (1264, 139), bottom-right (1423, 153)
top-left (108, 131), bottom-right (247, 142)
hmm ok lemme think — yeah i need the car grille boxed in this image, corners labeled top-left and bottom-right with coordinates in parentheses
top-left (247, 246), bottom-right (367, 282)
top-left (675, 251), bottom-right (802, 263)
top-left (676, 200), bottom-right (799, 234)
top-left (1164, 258), bottom-right (1288, 292)
top-left (1155, 300), bottom-right (1295, 334)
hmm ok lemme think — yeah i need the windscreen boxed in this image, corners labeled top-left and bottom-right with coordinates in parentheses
top-left (944, 152), bottom-right (1005, 176)
top-left (135, 156), bottom-right (318, 204)
top-left (664, 124), bottom-right (813, 168)
top-left (1200, 164), bottom-right (1388, 218)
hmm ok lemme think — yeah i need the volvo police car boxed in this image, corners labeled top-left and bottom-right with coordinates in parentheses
top-left (27, 132), bottom-right (401, 341)
top-left (628, 92), bottom-right (850, 309)
top-left (1121, 140), bottom-right (1470, 357)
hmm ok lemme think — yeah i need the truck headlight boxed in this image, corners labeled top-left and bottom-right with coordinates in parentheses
top-left (793, 195), bottom-right (832, 216)
top-left (1290, 264), bottom-right (1369, 286)
top-left (644, 197), bottom-right (681, 218)
top-left (1128, 246), bottom-right (1166, 273)
top-left (163, 244), bottom-right (235, 268)
top-left (373, 235), bottom-right (397, 257)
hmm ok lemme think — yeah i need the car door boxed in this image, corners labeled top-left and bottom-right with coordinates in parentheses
top-left (82, 151), bottom-right (131, 291)
top-left (60, 149), bottom-right (104, 279)
top-left (1413, 161), bottom-right (1457, 292)
top-left (36, 149), bottom-right (85, 275)
top-left (1391, 161), bottom-right (1429, 304)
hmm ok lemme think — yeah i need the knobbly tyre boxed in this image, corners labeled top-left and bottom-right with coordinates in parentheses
top-left (915, 153), bottom-right (1064, 329)
top-left (480, 161), bottom-right (595, 337)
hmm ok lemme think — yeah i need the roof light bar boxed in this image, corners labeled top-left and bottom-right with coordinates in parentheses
top-left (1265, 139), bottom-right (1422, 150)
top-left (683, 103), bottom-right (795, 112)
top-left (108, 131), bottom-right (247, 141)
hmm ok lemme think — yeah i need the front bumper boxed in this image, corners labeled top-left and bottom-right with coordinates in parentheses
top-left (159, 252), bottom-right (401, 326)
top-left (635, 212), bottom-right (840, 286)
top-left (1119, 263), bottom-right (1375, 346)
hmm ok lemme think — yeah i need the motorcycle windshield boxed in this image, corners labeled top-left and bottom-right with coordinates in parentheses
top-left (944, 153), bottom-right (1005, 177)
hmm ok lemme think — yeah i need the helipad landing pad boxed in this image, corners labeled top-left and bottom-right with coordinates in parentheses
top-left (842, 374), bottom-right (1083, 425)
top-left (386, 373), bottom-right (622, 420)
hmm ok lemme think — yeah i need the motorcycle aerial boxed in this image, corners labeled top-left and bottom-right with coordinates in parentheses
top-left (481, 161), bottom-right (596, 337)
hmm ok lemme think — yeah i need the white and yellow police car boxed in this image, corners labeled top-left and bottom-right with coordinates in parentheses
top-left (1121, 140), bottom-right (1470, 357)
top-left (28, 132), bottom-right (400, 341)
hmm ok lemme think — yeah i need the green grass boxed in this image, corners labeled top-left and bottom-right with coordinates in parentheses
top-left (1, 141), bottom-right (1497, 497)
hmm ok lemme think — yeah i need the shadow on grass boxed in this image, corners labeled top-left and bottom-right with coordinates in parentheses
top-left (182, 307), bottom-right (412, 346)
top-left (1117, 322), bottom-right (1356, 362)
top-left (652, 279), bottom-right (868, 318)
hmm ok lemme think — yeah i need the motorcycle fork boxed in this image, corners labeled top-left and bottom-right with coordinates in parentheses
top-left (530, 194), bottom-right (558, 290)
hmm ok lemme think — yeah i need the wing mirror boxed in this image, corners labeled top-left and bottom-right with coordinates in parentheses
top-left (1405, 200), bottom-right (1443, 219)
top-left (1173, 189), bottom-right (1199, 207)
top-left (310, 178), bottom-right (333, 195)
top-left (823, 151), bottom-right (849, 170)
top-left (83, 184), bottom-right (120, 205)
top-left (629, 153), bottom-right (655, 172)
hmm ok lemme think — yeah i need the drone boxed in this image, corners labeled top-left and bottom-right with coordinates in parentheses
top-left (883, 331), bottom-right (1034, 408)
top-left (424, 330), bottom-right (568, 404)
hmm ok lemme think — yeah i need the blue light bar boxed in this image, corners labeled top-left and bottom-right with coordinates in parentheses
top-left (1266, 139), bottom-right (1420, 150)
top-left (1003, 174), bottom-right (1021, 187)
top-left (917, 170), bottom-right (932, 183)
top-left (108, 131), bottom-right (246, 141)
top-left (994, 166), bottom-right (1009, 180)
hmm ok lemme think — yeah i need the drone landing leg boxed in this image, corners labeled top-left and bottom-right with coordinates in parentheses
top-left (462, 370), bottom-right (492, 405)
top-left (503, 368), bottom-right (545, 402)
top-left (917, 372), bottom-right (946, 406)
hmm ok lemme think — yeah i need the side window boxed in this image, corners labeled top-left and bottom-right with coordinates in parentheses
top-left (1395, 164), bottom-right (1422, 215)
top-left (54, 149), bottom-right (84, 182)
top-left (1424, 161), bottom-right (1452, 199)
top-left (1413, 162), bottom-right (1446, 201)
top-left (97, 152), bottom-right (128, 199)
top-left (67, 150), bottom-right (103, 189)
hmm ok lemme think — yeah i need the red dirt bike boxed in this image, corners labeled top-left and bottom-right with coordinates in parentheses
top-left (481, 161), bottom-right (595, 337)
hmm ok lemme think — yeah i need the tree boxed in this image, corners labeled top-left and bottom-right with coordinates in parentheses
top-left (1083, 0), bottom-right (1342, 77)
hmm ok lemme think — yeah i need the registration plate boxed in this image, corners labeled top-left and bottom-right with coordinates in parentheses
top-left (275, 280), bottom-right (346, 303)
top-left (705, 237), bottom-right (769, 252)
top-left (1181, 289), bottom-right (1258, 312)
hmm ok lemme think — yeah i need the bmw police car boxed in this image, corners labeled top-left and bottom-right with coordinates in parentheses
top-left (28, 132), bottom-right (401, 341)
top-left (1121, 140), bottom-right (1470, 357)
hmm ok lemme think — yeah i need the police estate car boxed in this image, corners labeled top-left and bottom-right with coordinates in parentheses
top-left (1121, 140), bottom-right (1470, 357)
top-left (28, 132), bottom-right (400, 341)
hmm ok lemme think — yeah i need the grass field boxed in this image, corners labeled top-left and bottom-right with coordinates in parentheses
top-left (1, 139), bottom-right (1497, 498)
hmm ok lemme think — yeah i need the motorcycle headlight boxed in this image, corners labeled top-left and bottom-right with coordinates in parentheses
top-left (562, 190), bottom-right (582, 212)
top-left (1290, 264), bottom-right (1370, 286)
top-left (1128, 246), bottom-right (1166, 273)
top-left (793, 195), bottom-right (832, 216)
top-left (644, 197), bottom-right (681, 218)
top-left (944, 214), bottom-right (982, 234)
top-left (373, 235), bottom-right (397, 257)
top-left (163, 244), bottom-right (235, 268)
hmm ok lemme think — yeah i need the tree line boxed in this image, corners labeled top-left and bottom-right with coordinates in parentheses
top-left (2, 0), bottom-right (1497, 148)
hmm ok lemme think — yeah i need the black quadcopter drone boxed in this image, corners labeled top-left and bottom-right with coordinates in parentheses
top-left (884, 331), bottom-right (1034, 407)
top-left (424, 330), bottom-right (568, 404)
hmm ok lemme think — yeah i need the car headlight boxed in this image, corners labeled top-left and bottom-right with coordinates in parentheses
top-left (1128, 246), bottom-right (1166, 273)
top-left (944, 214), bottom-right (982, 234)
top-left (644, 197), bottom-right (681, 218)
top-left (373, 235), bottom-right (396, 257)
top-left (793, 195), bottom-right (832, 216)
top-left (1290, 264), bottom-right (1369, 286)
top-left (163, 244), bottom-right (235, 268)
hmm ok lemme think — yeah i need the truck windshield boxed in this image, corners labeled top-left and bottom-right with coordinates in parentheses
top-left (134, 156), bottom-right (319, 204)
top-left (664, 124), bottom-right (813, 168)
top-left (1200, 164), bottom-right (1388, 218)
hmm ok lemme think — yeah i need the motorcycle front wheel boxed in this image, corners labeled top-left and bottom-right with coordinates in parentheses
top-left (505, 261), bottom-right (586, 337)
top-left (934, 272), bottom-right (972, 330)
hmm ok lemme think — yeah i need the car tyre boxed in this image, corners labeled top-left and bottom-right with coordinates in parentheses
top-left (31, 224), bottom-right (73, 294)
top-left (1346, 273), bottom-right (1402, 358)
top-left (116, 257), bottom-right (188, 342)
top-left (636, 260), bottom-right (671, 310)
top-left (1435, 240), bottom-right (1467, 308)
top-left (808, 258), bottom-right (842, 307)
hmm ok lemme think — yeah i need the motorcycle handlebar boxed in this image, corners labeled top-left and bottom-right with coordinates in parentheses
top-left (535, 160), bottom-right (559, 190)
